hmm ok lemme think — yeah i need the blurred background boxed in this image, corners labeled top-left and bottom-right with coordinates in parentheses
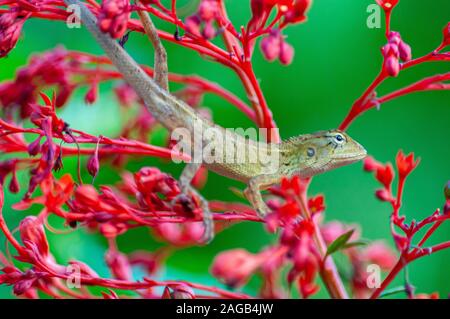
top-left (1, 0), bottom-right (449, 298)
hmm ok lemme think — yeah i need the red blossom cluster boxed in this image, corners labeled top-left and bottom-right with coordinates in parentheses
top-left (0, 8), bottom-right (28, 58)
top-left (363, 152), bottom-right (450, 299)
top-left (382, 31), bottom-right (411, 77)
top-left (0, 0), bottom-right (449, 299)
top-left (98, 0), bottom-right (130, 38)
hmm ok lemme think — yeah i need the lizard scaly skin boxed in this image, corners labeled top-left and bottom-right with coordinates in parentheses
top-left (64, 0), bottom-right (367, 243)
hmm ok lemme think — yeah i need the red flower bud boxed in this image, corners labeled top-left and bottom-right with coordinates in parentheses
top-left (375, 188), bottom-right (392, 202)
top-left (185, 16), bottom-right (202, 37)
top-left (98, 0), bottom-right (130, 39)
top-left (202, 21), bottom-right (216, 40)
top-left (375, 0), bottom-right (399, 12)
top-left (13, 277), bottom-right (36, 296)
top-left (8, 171), bottom-right (19, 194)
top-left (396, 151), bottom-right (419, 179)
top-left (261, 33), bottom-right (281, 61)
top-left (388, 31), bottom-right (401, 45)
top-left (384, 55), bottom-right (400, 77)
top-left (105, 249), bottom-right (132, 281)
top-left (392, 233), bottom-right (408, 251)
top-left (101, 290), bottom-right (119, 299)
top-left (375, 164), bottom-right (394, 188)
top-left (363, 156), bottom-right (382, 172)
top-left (0, 12), bottom-right (27, 58)
top-left (443, 22), bottom-right (450, 46)
top-left (283, 0), bottom-right (311, 25)
top-left (55, 84), bottom-right (75, 108)
top-left (279, 40), bottom-right (294, 65)
top-left (211, 249), bottom-right (263, 288)
top-left (87, 151), bottom-right (100, 178)
top-left (362, 241), bottom-right (397, 270)
top-left (165, 284), bottom-right (195, 299)
top-left (198, 0), bottom-right (219, 22)
top-left (27, 137), bottom-right (42, 156)
top-left (85, 84), bottom-right (98, 104)
top-left (74, 184), bottom-right (99, 207)
top-left (19, 216), bottom-right (49, 257)
top-left (398, 41), bottom-right (412, 62)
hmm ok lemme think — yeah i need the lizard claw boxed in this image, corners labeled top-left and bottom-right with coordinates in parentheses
top-left (255, 202), bottom-right (270, 218)
top-left (170, 193), bottom-right (195, 211)
top-left (171, 187), bottom-right (215, 245)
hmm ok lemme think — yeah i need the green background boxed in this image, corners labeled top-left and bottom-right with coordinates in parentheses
top-left (1, 0), bottom-right (449, 298)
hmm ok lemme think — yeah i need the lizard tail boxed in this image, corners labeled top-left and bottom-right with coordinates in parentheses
top-left (64, 0), bottom-right (197, 131)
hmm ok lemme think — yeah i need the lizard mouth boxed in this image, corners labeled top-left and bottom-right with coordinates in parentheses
top-left (334, 149), bottom-right (367, 162)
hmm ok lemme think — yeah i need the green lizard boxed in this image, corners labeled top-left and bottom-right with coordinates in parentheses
top-left (65, 0), bottom-right (367, 243)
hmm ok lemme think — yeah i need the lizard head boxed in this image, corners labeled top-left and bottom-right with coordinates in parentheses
top-left (280, 129), bottom-right (367, 178)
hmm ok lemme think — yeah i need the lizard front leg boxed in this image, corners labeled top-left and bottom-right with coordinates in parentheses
top-left (244, 174), bottom-right (280, 218)
top-left (136, 2), bottom-right (169, 91)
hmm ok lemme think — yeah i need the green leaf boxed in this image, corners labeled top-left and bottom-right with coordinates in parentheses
top-left (325, 229), bottom-right (355, 257)
top-left (341, 240), bottom-right (369, 250)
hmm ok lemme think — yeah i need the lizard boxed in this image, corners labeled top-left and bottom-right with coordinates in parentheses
top-left (64, 0), bottom-right (367, 243)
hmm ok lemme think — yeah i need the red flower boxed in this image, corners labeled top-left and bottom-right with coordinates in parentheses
top-left (396, 151), bottom-right (419, 179)
top-left (282, 0), bottom-right (311, 26)
top-left (0, 266), bottom-right (39, 297)
top-left (85, 83), bottom-right (98, 104)
top-left (443, 22), bottom-right (450, 46)
top-left (211, 249), bottom-right (264, 288)
top-left (279, 40), bottom-right (294, 65)
top-left (375, 188), bottom-right (393, 202)
top-left (105, 249), bottom-right (132, 281)
top-left (363, 156), bottom-right (382, 172)
top-left (185, 16), bottom-right (202, 37)
top-left (308, 195), bottom-right (325, 214)
top-left (415, 292), bottom-right (440, 299)
top-left (87, 143), bottom-right (100, 178)
top-left (261, 32), bottom-right (282, 61)
top-left (163, 284), bottom-right (195, 299)
top-left (375, 0), bottom-right (399, 11)
top-left (0, 48), bottom-right (71, 118)
top-left (0, 11), bottom-right (28, 58)
top-left (185, 0), bottom-right (220, 40)
top-left (260, 30), bottom-right (295, 65)
top-left (98, 0), bottom-right (130, 39)
top-left (375, 164), bottom-right (394, 188)
top-left (361, 241), bottom-right (397, 270)
top-left (198, 0), bottom-right (219, 22)
top-left (19, 216), bottom-right (50, 259)
top-left (382, 32), bottom-right (411, 77)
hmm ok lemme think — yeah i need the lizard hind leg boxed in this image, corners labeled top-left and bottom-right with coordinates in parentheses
top-left (136, 1), bottom-right (169, 91)
top-left (137, 5), bottom-right (214, 242)
top-left (171, 163), bottom-right (214, 244)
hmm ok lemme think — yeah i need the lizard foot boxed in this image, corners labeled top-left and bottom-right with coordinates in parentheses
top-left (171, 187), bottom-right (214, 244)
top-left (243, 187), bottom-right (271, 218)
top-left (255, 202), bottom-right (271, 218)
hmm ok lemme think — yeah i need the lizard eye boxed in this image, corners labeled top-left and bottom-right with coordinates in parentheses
top-left (335, 134), bottom-right (345, 143)
top-left (307, 147), bottom-right (315, 157)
